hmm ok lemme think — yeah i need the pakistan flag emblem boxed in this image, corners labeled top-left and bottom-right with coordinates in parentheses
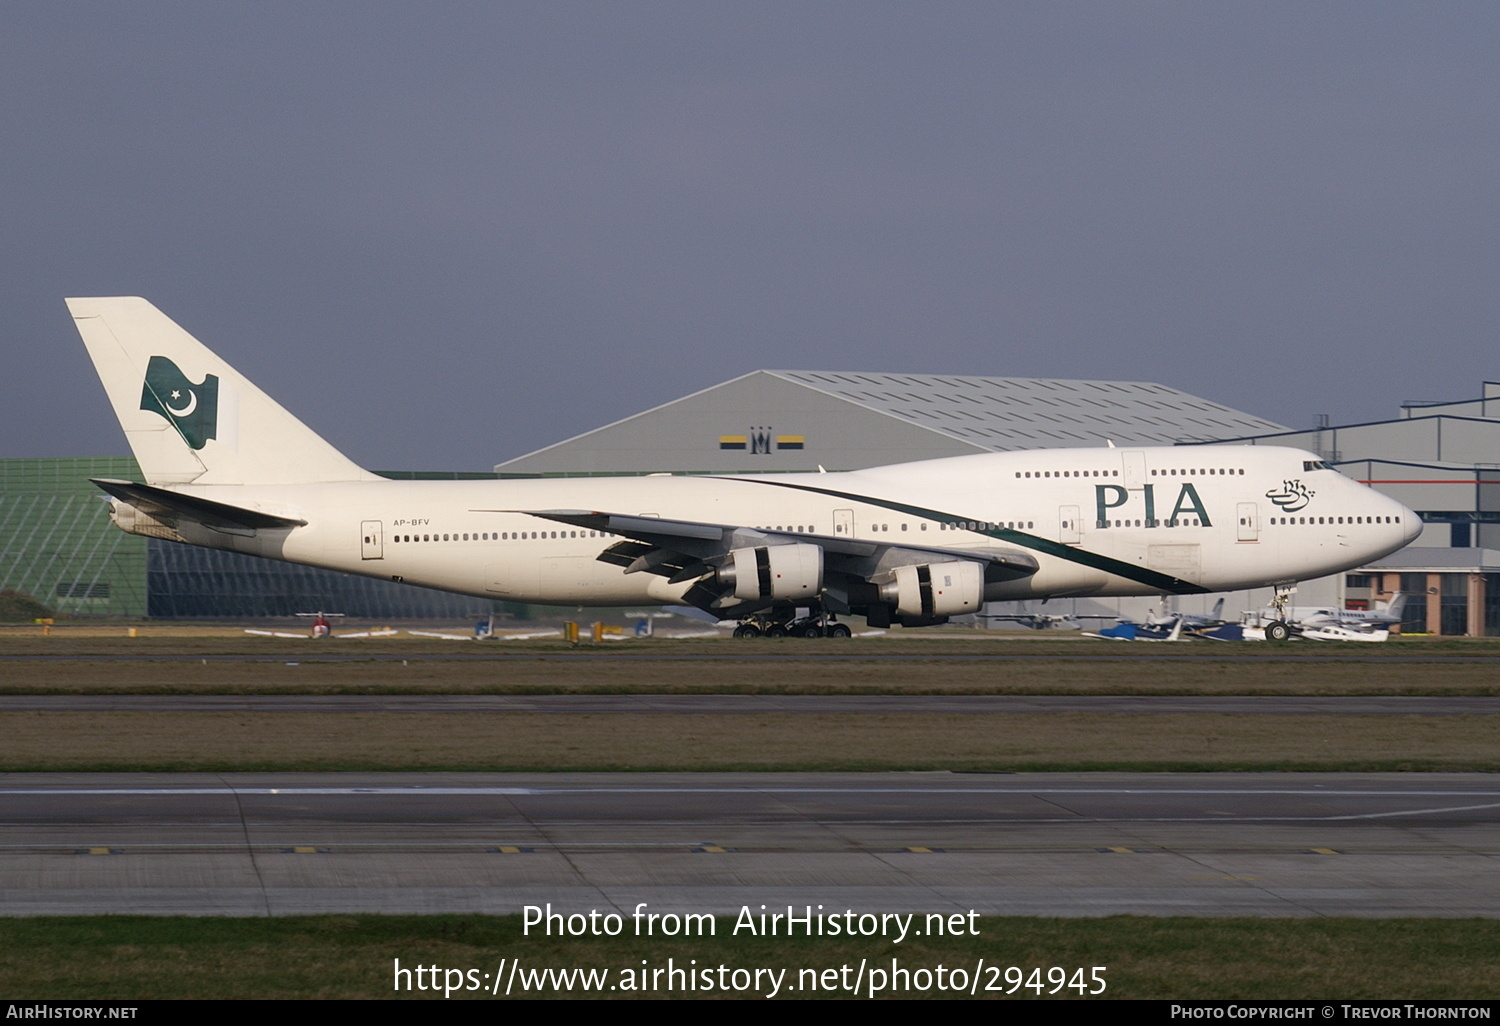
top-left (139, 356), bottom-right (219, 450)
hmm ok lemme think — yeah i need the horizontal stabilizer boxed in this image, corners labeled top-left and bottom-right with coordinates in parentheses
top-left (91, 479), bottom-right (306, 531)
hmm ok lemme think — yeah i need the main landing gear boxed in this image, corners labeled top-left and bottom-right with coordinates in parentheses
top-left (732, 613), bottom-right (852, 639)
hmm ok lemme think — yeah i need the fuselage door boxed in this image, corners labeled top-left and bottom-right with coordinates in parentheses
top-left (361, 520), bottom-right (384, 560)
top-left (1123, 451), bottom-right (1146, 489)
top-left (834, 509), bottom-right (853, 537)
top-left (1059, 505), bottom-right (1081, 545)
top-left (1237, 502), bottom-right (1259, 542)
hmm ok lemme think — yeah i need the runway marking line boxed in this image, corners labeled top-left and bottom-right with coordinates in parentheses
top-left (11, 786), bottom-right (1500, 797)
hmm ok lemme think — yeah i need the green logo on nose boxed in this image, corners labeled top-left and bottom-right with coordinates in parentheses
top-left (139, 356), bottom-right (218, 450)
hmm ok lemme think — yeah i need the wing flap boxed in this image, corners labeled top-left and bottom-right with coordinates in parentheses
top-left (514, 508), bottom-right (1040, 611)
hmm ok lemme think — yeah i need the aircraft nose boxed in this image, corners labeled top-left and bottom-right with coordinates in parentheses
top-left (1399, 502), bottom-right (1422, 546)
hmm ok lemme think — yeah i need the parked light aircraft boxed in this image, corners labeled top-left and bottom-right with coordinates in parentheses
top-left (1236, 591), bottom-right (1408, 643)
top-left (1281, 592), bottom-right (1409, 630)
top-left (71, 297), bottom-right (1421, 636)
top-left (1087, 598), bottom-right (1238, 642)
top-left (243, 611), bottom-right (398, 640)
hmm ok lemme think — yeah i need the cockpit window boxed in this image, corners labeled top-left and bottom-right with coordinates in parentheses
top-left (1303, 460), bottom-right (1332, 471)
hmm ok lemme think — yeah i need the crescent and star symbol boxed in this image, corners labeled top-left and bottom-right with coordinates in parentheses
top-left (164, 388), bottom-right (197, 417)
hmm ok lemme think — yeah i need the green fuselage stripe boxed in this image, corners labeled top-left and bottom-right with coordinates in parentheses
top-left (735, 478), bottom-right (1211, 596)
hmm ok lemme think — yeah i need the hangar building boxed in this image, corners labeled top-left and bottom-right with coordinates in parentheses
top-left (495, 370), bottom-right (1288, 476)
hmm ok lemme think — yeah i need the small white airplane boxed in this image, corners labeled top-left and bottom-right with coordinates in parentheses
top-left (1285, 592), bottom-right (1408, 629)
top-left (407, 628), bottom-right (561, 641)
top-left (1236, 591), bottom-right (1408, 643)
top-left (70, 297), bottom-right (1421, 636)
top-left (244, 612), bottom-right (398, 640)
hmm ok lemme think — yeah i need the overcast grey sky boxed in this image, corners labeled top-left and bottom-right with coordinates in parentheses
top-left (4, 2), bottom-right (1496, 470)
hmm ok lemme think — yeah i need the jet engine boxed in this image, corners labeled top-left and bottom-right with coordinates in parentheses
top-left (715, 543), bottom-right (823, 602)
top-left (877, 560), bottom-right (983, 619)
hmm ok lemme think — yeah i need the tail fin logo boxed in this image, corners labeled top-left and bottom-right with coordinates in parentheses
top-left (139, 356), bottom-right (218, 450)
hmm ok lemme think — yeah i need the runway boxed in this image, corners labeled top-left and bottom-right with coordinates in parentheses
top-left (4, 772), bottom-right (1498, 918)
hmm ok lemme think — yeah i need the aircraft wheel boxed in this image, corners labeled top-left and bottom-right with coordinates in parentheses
top-left (1265, 620), bottom-right (1291, 642)
top-left (828, 623), bottom-right (853, 638)
top-left (798, 623), bottom-right (824, 638)
top-left (733, 624), bottom-right (761, 639)
top-left (765, 624), bottom-right (789, 638)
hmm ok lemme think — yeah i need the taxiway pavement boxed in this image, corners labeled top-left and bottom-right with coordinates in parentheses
top-left (3, 771), bottom-right (1497, 918)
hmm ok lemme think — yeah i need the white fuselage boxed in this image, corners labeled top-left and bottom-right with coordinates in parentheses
top-left (164, 445), bottom-right (1419, 607)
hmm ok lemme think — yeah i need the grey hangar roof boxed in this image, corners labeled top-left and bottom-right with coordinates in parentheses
top-left (494, 370), bottom-right (1289, 476)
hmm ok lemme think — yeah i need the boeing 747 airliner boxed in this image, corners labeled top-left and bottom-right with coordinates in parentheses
top-left (70, 297), bottom-right (1420, 635)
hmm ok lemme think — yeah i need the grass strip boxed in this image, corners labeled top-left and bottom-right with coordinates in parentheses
top-left (3, 711), bottom-right (1496, 772)
top-left (3, 654), bottom-right (1500, 695)
top-left (1, 914), bottom-right (1496, 999)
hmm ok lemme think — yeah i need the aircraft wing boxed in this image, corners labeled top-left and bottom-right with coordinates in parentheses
top-left (505, 508), bottom-right (1039, 617)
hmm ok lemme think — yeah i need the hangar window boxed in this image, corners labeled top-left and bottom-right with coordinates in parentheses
top-left (55, 582), bottom-right (111, 599)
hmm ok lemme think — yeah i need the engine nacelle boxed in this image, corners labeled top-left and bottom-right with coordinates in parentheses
top-left (878, 560), bottom-right (983, 619)
top-left (717, 543), bottom-right (823, 603)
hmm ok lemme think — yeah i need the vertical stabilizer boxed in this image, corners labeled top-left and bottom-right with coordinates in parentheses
top-left (68, 297), bottom-right (376, 486)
